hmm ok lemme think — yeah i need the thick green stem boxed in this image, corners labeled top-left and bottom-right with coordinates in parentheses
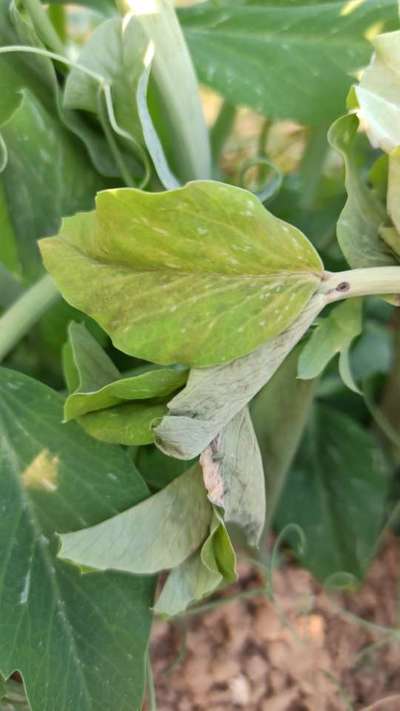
top-left (320, 267), bottom-right (400, 302)
top-left (0, 274), bottom-right (59, 362)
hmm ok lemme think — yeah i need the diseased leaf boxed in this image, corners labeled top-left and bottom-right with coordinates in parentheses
top-left (59, 465), bottom-right (212, 574)
top-left (298, 298), bottom-right (362, 383)
top-left (154, 509), bottom-right (236, 618)
top-left (64, 321), bottom-right (187, 420)
top-left (356, 30), bottom-right (400, 154)
top-left (276, 405), bottom-right (389, 581)
top-left (155, 293), bottom-right (326, 459)
top-left (328, 114), bottom-right (396, 268)
top-left (179, 0), bottom-right (398, 126)
top-left (251, 347), bottom-right (316, 528)
top-left (40, 181), bottom-right (323, 367)
top-left (0, 368), bottom-right (154, 711)
top-left (200, 407), bottom-right (266, 546)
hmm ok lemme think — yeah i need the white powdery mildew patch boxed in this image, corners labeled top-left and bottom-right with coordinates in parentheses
top-left (200, 438), bottom-right (225, 508)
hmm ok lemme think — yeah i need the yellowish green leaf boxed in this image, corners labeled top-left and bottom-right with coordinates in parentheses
top-left (40, 181), bottom-right (323, 367)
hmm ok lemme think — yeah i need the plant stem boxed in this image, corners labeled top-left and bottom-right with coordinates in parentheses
top-left (321, 267), bottom-right (400, 302)
top-left (0, 274), bottom-right (59, 362)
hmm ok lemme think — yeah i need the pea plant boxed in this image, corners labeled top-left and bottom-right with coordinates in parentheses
top-left (1, 0), bottom-right (400, 708)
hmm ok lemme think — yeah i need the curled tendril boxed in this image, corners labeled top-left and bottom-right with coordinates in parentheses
top-left (238, 156), bottom-right (283, 203)
top-left (267, 523), bottom-right (307, 599)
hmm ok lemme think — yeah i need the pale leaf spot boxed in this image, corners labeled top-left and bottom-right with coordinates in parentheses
top-left (20, 570), bottom-right (31, 605)
top-left (22, 449), bottom-right (59, 492)
top-left (200, 443), bottom-right (224, 507)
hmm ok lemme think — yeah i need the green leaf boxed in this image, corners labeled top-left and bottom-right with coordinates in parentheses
top-left (64, 321), bottom-right (187, 420)
top-left (40, 181), bottom-right (323, 368)
top-left (251, 346), bottom-right (316, 528)
top-left (351, 320), bottom-right (394, 380)
top-left (0, 179), bottom-right (19, 276)
top-left (1, 89), bottom-right (105, 280)
top-left (179, 0), bottom-right (398, 126)
top-left (0, 1), bottom-right (54, 124)
top-left (59, 465), bottom-right (212, 574)
top-left (64, 16), bottom-right (149, 179)
top-left (387, 148), bottom-right (400, 246)
top-left (356, 30), bottom-right (400, 154)
top-left (62, 321), bottom-right (186, 446)
top-left (0, 367), bottom-right (154, 711)
top-left (155, 293), bottom-right (326, 459)
top-left (77, 400), bottom-right (168, 445)
top-left (328, 114), bottom-right (396, 268)
top-left (154, 509), bottom-right (236, 618)
top-left (200, 407), bottom-right (266, 546)
top-left (0, 1), bottom-right (110, 279)
top-left (298, 298), bottom-right (362, 383)
top-left (276, 405), bottom-right (389, 581)
top-left (133, 445), bottom-right (191, 490)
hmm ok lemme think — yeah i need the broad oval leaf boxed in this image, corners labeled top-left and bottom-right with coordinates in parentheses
top-left (59, 465), bottom-right (212, 575)
top-left (179, 0), bottom-right (398, 126)
top-left (0, 368), bottom-right (154, 711)
top-left (40, 181), bottom-right (323, 367)
top-left (276, 405), bottom-right (389, 581)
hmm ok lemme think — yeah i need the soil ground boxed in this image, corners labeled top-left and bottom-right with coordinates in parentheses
top-left (150, 535), bottom-right (400, 711)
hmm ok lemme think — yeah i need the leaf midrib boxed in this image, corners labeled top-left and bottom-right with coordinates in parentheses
top-left (0, 406), bottom-right (94, 710)
top-left (59, 239), bottom-right (322, 281)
